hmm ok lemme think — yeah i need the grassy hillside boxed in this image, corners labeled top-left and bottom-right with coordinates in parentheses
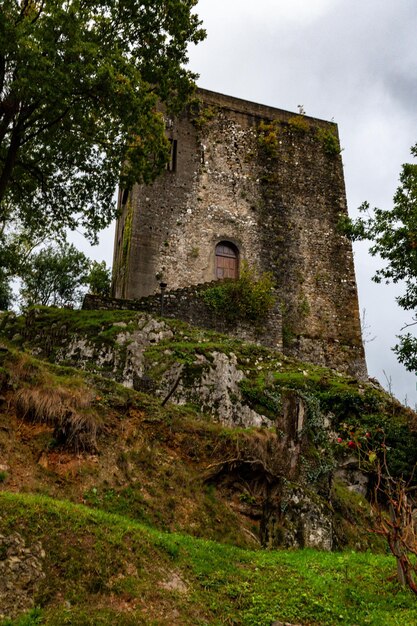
top-left (1, 307), bottom-right (417, 624)
top-left (1, 491), bottom-right (417, 626)
top-left (0, 343), bottom-right (255, 548)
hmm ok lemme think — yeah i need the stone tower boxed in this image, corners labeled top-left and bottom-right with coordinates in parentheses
top-left (112, 88), bottom-right (367, 378)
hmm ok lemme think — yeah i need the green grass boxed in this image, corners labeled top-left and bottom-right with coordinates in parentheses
top-left (2, 491), bottom-right (417, 626)
top-left (3, 308), bottom-right (417, 623)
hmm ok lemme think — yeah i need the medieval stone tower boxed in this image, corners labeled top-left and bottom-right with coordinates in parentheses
top-left (112, 88), bottom-right (367, 378)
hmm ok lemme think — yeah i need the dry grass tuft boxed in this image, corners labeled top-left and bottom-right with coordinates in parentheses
top-left (54, 410), bottom-right (100, 453)
top-left (15, 386), bottom-right (100, 452)
top-left (16, 387), bottom-right (71, 425)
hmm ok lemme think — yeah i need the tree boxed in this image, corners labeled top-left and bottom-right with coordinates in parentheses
top-left (86, 260), bottom-right (111, 297)
top-left (342, 144), bottom-right (417, 372)
top-left (0, 240), bottom-right (16, 309)
top-left (372, 464), bottom-right (417, 593)
top-left (19, 243), bottom-right (90, 307)
top-left (0, 0), bottom-right (205, 246)
top-left (0, 269), bottom-right (12, 310)
top-left (339, 426), bottom-right (417, 592)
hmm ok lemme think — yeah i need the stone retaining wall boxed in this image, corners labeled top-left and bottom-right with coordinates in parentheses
top-left (83, 281), bottom-right (282, 350)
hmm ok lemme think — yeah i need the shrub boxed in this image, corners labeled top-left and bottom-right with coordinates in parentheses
top-left (288, 114), bottom-right (310, 133)
top-left (316, 127), bottom-right (341, 156)
top-left (202, 262), bottom-right (275, 324)
top-left (257, 120), bottom-right (280, 158)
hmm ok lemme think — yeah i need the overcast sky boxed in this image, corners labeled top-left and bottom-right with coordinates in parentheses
top-left (90, 0), bottom-right (417, 405)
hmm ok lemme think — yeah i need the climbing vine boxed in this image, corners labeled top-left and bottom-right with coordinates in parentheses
top-left (121, 202), bottom-right (133, 266)
top-left (299, 392), bottom-right (336, 486)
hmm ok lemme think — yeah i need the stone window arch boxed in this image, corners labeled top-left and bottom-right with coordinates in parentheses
top-left (215, 241), bottom-right (239, 279)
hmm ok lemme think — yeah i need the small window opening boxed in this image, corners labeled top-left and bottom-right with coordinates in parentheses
top-left (121, 189), bottom-right (129, 205)
top-left (215, 241), bottom-right (239, 279)
top-left (165, 116), bottom-right (174, 130)
top-left (167, 139), bottom-right (178, 172)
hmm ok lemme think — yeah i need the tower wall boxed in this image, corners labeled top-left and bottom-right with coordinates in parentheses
top-left (112, 89), bottom-right (367, 378)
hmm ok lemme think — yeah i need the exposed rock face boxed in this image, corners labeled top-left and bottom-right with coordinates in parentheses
top-left (0, 532), bottom-right (45, 620)
top-left (335, 456), bottom-right (369, 496)
top-left (56, 315), bottom-right (174, 389)
top-left (197, 351), bottom-right (269, 427)
top-left (161, 351), bottom-right (271, 427)
top-left (261, 486), bottom-right (333, 551)
top-left (205, 391), bottom-right (334, 551)
top-left (54, 319), bottom-right (270, 427)
top-left (116, 320), bottom-right (174, 388)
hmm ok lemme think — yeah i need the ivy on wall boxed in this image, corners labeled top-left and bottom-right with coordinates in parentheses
top-left (257, 117), bottom-right (341, 160)
top-left (119, 201), bottom-right (134, 294)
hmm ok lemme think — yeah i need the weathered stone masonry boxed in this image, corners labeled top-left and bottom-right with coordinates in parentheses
top-left (83, 284), bottom-right (283, 351)
top-left (111, 88), bottom-right (367, 378)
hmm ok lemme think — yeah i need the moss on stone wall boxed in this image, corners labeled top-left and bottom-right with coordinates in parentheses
top-left (287, 114), bottom-right (310, 133)
top-left (257, 120), bottom-right (280, 158)
top-left (191, 103), bottom-right (218, 131)
top-left (120, 201), bottom-right (133, 295)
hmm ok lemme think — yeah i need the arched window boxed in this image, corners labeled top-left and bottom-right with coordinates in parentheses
top-left (215, 242), bottom-right (239, 279)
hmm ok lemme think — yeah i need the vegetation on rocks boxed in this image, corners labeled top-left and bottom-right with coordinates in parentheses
top-left (1, 307), bottom-right (417, 623)
top-left (2, 492), bottom-right (417, 625)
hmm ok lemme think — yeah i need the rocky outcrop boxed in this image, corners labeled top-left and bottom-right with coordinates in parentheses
top-left (48, 316), bottom-right (270, 427)
top-left (261, 486), bottom-right (333, 551)
top-left (56, 315), bottom-right (174, 389)
top-left (2, 308), bottom-right (389, 552)
top-left (335, 456), bottom-right (369, 496)
top-left (158, 351), bottom-right (271, 427)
